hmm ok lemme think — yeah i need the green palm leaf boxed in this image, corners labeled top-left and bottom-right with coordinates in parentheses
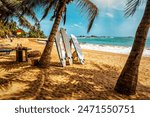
top-left (22, 0), bottom-right (98, 33)
top-left (75, 0), bottom-right (98, 32)
top-left (125, 0), bottom-right (146, 17)
top-left (0, 0), bottom-right (39, 29)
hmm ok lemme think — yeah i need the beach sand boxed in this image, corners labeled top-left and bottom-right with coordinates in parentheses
top-left (0, 38), bottom-right (150, 100)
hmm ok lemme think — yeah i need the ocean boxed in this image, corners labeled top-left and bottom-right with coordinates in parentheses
top-left (37, 36), bottom-right (150, 56)
top-left (77, 37), bottom-right (150, 56)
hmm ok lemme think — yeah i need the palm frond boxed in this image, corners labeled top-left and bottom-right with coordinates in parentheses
top-left (22, 0), bottom-right (41, 8)
top-left (22, 0), bottom-right (50, 8)
top-left (0, 0), bottom-right (19, 20)
top-left (63, 7), bottom-right (67, 25)
top-left (0, 0), bottom-right (39, 30)
top-left (75, 0), bottom-right (99, 32)
top-left (41, 1), bottom-right (54, 21)
top-left (50, 0), bottom-right (61, 21)
top-left (21, 6), bottom-right (39, 23)
top-left (0, 0), bottom-right (18, 12)
top-left (18, 16), bottom-right (34, 30)
top-left (125, 0), bottom-right (145, 17)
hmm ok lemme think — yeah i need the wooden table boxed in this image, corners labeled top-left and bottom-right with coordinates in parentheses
top-left (15, 47), bottom-right (31, 62)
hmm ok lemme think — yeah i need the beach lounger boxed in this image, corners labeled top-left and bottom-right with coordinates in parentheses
top-left (0, 49), bottom-right (13, 55)
top-left (37, 39), bottom-right (48, 42)
top-left (55, 31), bottom-right (66, 67)
top-left (70, 34), bottom-right (84, 64)
top-left (60, 28), bottom-right (73, 65)
top-left (0, 44), bottom-right (11, 46)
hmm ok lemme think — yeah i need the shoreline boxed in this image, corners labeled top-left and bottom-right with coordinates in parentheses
top-left (80, 43), bottom-right (150, 57)
top-left (36, 39), bottom-right (150, 57)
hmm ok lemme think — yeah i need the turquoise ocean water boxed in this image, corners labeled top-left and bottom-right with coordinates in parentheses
top-left (76, 37), bottom-right (150, 56)
top-left (38, 36), bottom-right (150, 56)
top-left (78, 37), bottom-right (150, 48)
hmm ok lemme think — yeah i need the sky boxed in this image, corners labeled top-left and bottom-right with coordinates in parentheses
top-left (34, 0), bottom-right (150, 37)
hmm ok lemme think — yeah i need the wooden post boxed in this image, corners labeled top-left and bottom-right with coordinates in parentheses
top-left (16, 49), bottom-right (23, 62)
top-left (25, 49), bottom-right (28, 61)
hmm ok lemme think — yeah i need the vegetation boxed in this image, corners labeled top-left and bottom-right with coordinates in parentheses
top-left (0, 20), bottom-right (17, 37)
top-left (115, 0), bottom-right (150, 95)
top-left (28, 23), bottom-right (47, 38)
top-left (0, 0), bottom-right (39, 33)
top-left (0, 20), bottom-right (46, 38)
top-left (28, 29), bottom-right (46, 38)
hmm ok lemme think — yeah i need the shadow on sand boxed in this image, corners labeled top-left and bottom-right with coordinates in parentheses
top-left (0, 59), bottom-right (150, 100)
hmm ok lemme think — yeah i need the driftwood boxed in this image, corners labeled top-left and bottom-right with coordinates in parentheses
top-left (27, 50), bottom-right (41, 58)
top-left (27, 50), bottom-right (41, 66)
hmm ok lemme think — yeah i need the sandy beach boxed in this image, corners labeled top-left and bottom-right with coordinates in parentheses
top-left (0, 38), bottom-right (150, 100)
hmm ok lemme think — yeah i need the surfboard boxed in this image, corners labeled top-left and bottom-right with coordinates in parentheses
top-left (70, 34), bottom-right (84, 64)
top-left (55, 31), bottom-right (66, 67)
top-left (60, 28), bottom-right (73, 65)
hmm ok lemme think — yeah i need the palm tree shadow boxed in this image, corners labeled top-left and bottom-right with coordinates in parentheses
top-left (49, 61), bottom-right (81, 67)
top-left (0, 66), bottom-right (42, 100)
top-left (49, 61), bottom-right (62, 67)
top-left (0, 62), bottom-right (119, 100)
top-left (36, 63), bottom-right (126, 100)
top-left (0, 61), bottom-right (29, 70)
top-left (0, 54), bottom-right (15, 60)
top-left (44, 62), bottom-right (150, 100)
top-left (1, 61), bottom-right (150, 100)
top-left (135, 82), bottom-right (150, 100)
top-left (0, 59), bottom-right (30, 90)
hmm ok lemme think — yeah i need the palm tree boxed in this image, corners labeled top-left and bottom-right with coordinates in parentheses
top-left (0, 0), bottom-right (39, 88)
top-left (0, 0), bottom-right (39, 30)
top-left (39, 0), bottom-right (72, 67)
top-left (115, 0), bottom-right (150, 95)
top-left (23, 0), bottom-right (98, 67)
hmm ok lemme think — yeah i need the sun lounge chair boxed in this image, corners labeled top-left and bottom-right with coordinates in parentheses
top-left (0, 49), bottom-right (13, 55)
top-left (37, 39), bottom-right (48, 42)
top-left (0, 44), bottom-right (11, 46)
top-left (55, 31), bottom-right (66, 67)
top-left (60, 28), bottom-right (73, 65)
top-left (70, 34), bottom-right (84, 64)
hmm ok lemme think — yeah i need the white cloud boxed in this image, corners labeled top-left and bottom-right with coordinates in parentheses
top-left (92, 0), bottom-right (146, 11)
top-left (106, 13), bottom-right (114, 18)
top-left (91, 0), bottom-right (126, 10)
top-left (74, 24), bottom-right (81, 27)
top-left (71, 24), bottom-right (82, 28)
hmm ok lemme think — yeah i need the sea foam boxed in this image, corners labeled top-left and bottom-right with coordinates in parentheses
top-left (37, 39), bottom-right (150, 57)
top-left (80, 43), bottom-right (150, 57)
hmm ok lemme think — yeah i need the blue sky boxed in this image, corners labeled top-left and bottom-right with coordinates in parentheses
top-left (34, 0), bottom-right (150, 37)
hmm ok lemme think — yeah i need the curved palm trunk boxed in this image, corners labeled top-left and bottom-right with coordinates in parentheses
top-left (39, 1), bottom-right (66, 67)
top-left (115, 0), bottom-right (150, 95)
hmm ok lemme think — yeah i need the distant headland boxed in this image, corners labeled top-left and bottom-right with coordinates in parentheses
top-left (77, 35), bottom-right (133, 38)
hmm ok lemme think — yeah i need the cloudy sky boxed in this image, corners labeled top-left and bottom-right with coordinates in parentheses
top-left (37, 0), bottom-right (150, 37)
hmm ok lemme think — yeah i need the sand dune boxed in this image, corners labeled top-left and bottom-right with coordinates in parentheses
top-left (0, 38), bottom-right (150, 100)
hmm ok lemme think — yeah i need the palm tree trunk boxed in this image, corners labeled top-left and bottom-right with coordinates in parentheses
top-left (39, 1), bottom-right (67, 67)
top-left (115, 0), bottom-right (150, 95)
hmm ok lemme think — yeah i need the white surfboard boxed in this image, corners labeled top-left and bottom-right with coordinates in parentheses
top-left (55, 31), bottom-right (66, 67)
top-left (60, 28), bottom-right (73, 65)
top-left (70, 34), bottom-right (84, 64)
